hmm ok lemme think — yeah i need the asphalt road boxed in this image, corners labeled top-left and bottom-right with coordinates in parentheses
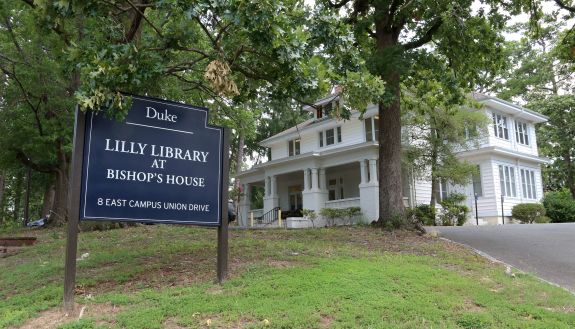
top-left (429, 223), bottom-right (575, 293)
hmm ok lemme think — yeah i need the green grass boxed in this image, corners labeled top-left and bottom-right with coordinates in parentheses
top-left (1, 225), bottom-right (574, 328)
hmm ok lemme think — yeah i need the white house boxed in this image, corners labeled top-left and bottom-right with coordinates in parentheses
top-left (236, 92), bottom-right (549, 227)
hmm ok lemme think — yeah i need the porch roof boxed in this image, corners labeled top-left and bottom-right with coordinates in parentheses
top-left (236, 141), bottom-right (379, 179)
top-left (457, 146), bottom-right (552, 164)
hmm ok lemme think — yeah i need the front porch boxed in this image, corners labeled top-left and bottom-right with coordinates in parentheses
top-left (238, 151), bottom-right (382, 226)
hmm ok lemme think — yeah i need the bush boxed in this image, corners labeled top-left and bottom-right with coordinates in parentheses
top-left (534, 216), bottom-right (551, 224)
top-left (319, 207), bottom-right (362, 226)
top-left (411, 204), bottom-right (436, 226)
top-left (511, 203), bottom-right (546, 224)
top-left (439, 193), bottom-right (469, 226)
top-left (302, 209), bottom-right (317, 227)
top-left (542, 189), bottom-right (575, 223)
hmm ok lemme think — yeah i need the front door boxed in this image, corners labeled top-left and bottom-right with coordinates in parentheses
top-left (288, 185), bottom-right (302, 211)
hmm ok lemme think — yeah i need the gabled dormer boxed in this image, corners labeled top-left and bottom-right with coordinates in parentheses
top-left (303, 93), bottom-right (341, 121)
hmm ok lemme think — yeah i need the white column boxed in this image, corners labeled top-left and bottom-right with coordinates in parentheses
top-left (311, 168), bottom-right (319, 191)
top-left (271, 175), bottom-right (277, 197)
top-left (264, 176), bottom-right (270, 196)
top-left (369, 159), bottom-right (378, 184)
top-left (303, 169), bottom-right (309, 191)
top-left (319, 168), bottom-right (327, 190)
top-left (360, 160), bottom-right (367, 184)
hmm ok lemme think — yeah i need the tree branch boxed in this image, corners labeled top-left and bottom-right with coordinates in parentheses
top-left (401, 17), bottom-right (443, 50)
top-left (14, 150), bottom-right (57, 173)
top-left (554, 0), bottom-right (575, 12)
top-left (124, 0), bottom-right (163, 38)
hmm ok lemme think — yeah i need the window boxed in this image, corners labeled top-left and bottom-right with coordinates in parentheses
top-left (364, 116), bottom-right (380, 142)
top-left (492, 113), bottom-right (509, 140)
top-left (319, 127), bottom-right (341, 147)
top-left (288, 139), bottom-right (300, 156)
top-left (515, 121), bottom-right (529, 145)
top-left (472, 165), bottom-right (483, 197)
top-left (499, 165), bottom-right (517, 197)
top-left (328, 178), bottom-right (344, 201)
top-left (520, 169), bottom-right (537, 199)
top-left (315, 102), bottom-right (333, 120)
top-left (439, 179), bottom-right (448, 201)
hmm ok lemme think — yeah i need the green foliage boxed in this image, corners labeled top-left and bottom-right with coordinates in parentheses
top-left (411, 204), bottom-right (437, 226)
top-left (302, 209), bottom-right (317, 227)
top-left (542, 189), bottom-right (575, 223)
top-left (530, 95), bottom-right (575, 198)
top-left (512, 203), bottom-right (546, 224)
top-left (439, 193), bottom-right (469, 226)
top-left (319, 207), bottom-right (362, 226)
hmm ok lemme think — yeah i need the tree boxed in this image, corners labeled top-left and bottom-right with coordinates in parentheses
top-left (317, 0), bottom-right (507, 223)
top-left (403, 73), bottom-right (489, 210)
top-left (529, 95), bottom-right (575, 198)
top-left (7, 0), bottom-right (342, 225)
top-left (494, 17), bottom-right (574, 103)
top-left (0, 2), bottom-right (76, 226)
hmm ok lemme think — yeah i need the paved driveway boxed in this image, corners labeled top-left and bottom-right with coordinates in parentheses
top-left (429, 223), bottom-right (575, 293)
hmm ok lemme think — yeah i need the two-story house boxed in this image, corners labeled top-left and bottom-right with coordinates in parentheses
top-left (236, 92), bottom-right (549, 226)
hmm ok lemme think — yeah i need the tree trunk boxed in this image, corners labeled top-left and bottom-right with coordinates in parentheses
top-left (13, 171), bottom-right (24, 223)
top-left (375, 26), bottom-right (405, 224)
top-left (235, 132), bottom-right (245, 222)
top-left (41, 183), bottom-right (56, 218)
top-left (429, 128), bottom-right (439, 212)
top-left (49, 143), bottom-right (70, 226)
top-left (0, 173), bottom-right (5, 210)
top-left (565, 151), bottom-right (575, 199)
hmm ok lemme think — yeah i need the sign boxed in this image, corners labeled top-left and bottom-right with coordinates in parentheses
top-left (80, 95), bottom-right (224, 226)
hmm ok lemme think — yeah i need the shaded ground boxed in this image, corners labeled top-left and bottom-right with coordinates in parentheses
top-left (430, 223), bottom-right (575, 293)
top-left (1, 225), bottom-right (574, 328)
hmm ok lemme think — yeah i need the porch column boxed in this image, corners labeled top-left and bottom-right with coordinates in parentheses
top-left (319, 168), bottom-right (327, 190)
top-left (359, 160), bottom-right (379, 223)
top-left (303, 168), bottom-right (310, 191)
top-left (271, 175), bottom-right (278, 197)
top-left (263, 175), bottom-right (279, 214)
top-left (302, 167), bottom-right (328, 214)
top-left (369, 159), bottom-right (378, 184)
top-left (359, 160), bottom-right (368, 185)
top-left (239, 183), bottom-right (250, 226)
top-left (264, 176), bottom-right (270, 196)
top-left (311, 168), bottom-right (319, 191)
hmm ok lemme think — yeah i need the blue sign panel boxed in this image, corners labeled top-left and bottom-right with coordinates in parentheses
top-left (80, 95), bottom-right (224, 226)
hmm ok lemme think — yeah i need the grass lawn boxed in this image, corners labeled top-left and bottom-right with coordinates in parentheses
top-left (1, 225), bottom-right (574, 329)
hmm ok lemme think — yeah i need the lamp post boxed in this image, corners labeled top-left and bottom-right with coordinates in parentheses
top-left (474, 193), bottom-right (479, 226)
top-left (500, 195), bottom-right (505, 225)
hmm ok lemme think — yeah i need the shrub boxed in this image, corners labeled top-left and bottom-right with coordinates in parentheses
top-left (511, 203), bottom-right (546, 224)
top-left (534, 216), bottom-right (551, 224)
top-left (319, 207), bottom-right (362, 226)
top-left (412, 204), bottom-right (436, 226)
top-left (542, 189), bottom-right (575, 223)
top-left (302, 209), bottom-right (317, 228)
top-left (439, 193), bottom-right (469, 226)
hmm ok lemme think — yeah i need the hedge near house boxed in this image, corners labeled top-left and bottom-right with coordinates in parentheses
top-left (511, 203), bottom-right (547, 224)
top-left (542, 189), bottom-right (575, 223)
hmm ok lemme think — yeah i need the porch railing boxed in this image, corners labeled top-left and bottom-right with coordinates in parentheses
top-left (258, 207), bottom-right (281, 226)
top-left (325, 197), bottom-right (360, 209)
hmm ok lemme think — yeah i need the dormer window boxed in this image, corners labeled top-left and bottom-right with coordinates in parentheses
top-left (492, 113), bottom-right (509, 140)
top-left (319, 126), bottom-right (342, 147)
top-left (315, 101), bottom-right (336, 120)
top-left (515, 121), bottom-right (529, 145)
top-left (288, 139), bottom-right (300, 156)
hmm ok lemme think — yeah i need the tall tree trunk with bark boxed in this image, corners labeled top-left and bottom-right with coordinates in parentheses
top-left (41, 183), bottom-right (55, 218)
top-left (375, 18), bottom-right (405, 224)
top-left (0, 173), bottom-right (5, 211)
top-left (13, 170), bottom-right (24, 223)
top-left (50, 141), bottom-right (70, 226)
top-left (565, 151), bottom-right (575, 199)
